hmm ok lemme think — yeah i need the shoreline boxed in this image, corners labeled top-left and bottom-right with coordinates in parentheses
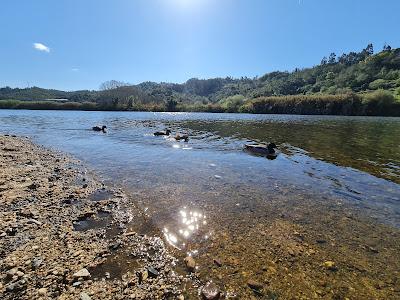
top-left (0, 135), bottom-right (184, 299)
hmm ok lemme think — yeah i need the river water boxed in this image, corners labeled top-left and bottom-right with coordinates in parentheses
top-left (1, 109), bottom-right (399, 298)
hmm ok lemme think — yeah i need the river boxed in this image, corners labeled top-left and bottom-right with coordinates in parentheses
top-left (1, 109), bottom-right (399, 298)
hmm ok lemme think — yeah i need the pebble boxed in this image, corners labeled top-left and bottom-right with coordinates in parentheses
top-left (32, 257), bottom-right (43, 270)
top-left (80, 292), bottom-right (91, 300)
top-left (138, 270), bottom-right (148, 283)
top-left (213, 258), bottom-right (222, 267)
top-left (201, 281), bottom-right (221, 300)
top-left (147, 267), bottom-right (159, 278)
top-left (247, 279), bottom-right (263, 290)
top-left (184, 256), bottom-right (196, 272)
top-left (323, 261), bottom-right (337, 271)
top-left (38, 287), bottom-right (47, 295)
top-left (6, 279), bottom-right (27, 292)
top-left (73, 268), bottom-right (91, 279)
top-left (7, 267), bottom-right (19, 278)
top-left (16, 271), bottom-right (25, 277)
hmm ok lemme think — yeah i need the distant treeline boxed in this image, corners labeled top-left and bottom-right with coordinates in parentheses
top-left (1, 90), bottom-right (399, 116)
top-left (1, 44), bottom-right (400, 116)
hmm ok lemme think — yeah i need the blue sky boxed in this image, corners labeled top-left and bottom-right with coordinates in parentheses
top-left (1, 0), bottom-right (399, 91)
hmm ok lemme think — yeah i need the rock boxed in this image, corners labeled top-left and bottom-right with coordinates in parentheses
top-left (28, 183), bottom-right (40, 190)
top-left (137, 270), bottom-right (148, 283)
top-left (247, 279), bottom-right (263, 290)
top-left (18, 209), bottom-right (35, 218)
top-left (6, 227), bottom-right (17, 236)
top-left (201, 281), bottom-right (221, 300)
top-left (184, 256), bottom-right (196, 272)
top-left (177, 295), bottom-right (185, 300)
top-left (80, 292), bottom-right (91, 300)
top-left (147, 267), bottom-right (159, 278)
top-left (366, 245), bottom-right (379, 253)
top-left (323, 261), bottom-right (337, 271)
top-left (32, 257), bottom-right (43, 270)
top-left (213, 258), bottom-right (222, 267)
top-left (73, 281), bottom-right (82, 287)
top-left (109, 242), bottom-right (122, 250)
top-left (16, 271), bottom-right (25, 277)
top-left (38, 288), bottom-right (47, 295)
top-left (27, 218), bottom-right (42, 225)
top-left (73, 268), bottom-right (91, 279)
top-left (7, 267), bottom-right (19, 278)
top-left (6, 279), bottom-right (27, 292)
top-left (124, 231), bottom-right (136, 236)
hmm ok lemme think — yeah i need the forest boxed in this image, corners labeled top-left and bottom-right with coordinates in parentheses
top-left (1, 44), bottom-right (399, 116)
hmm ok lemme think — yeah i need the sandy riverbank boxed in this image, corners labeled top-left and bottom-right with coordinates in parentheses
top-left (0, 135), bottom-right (184, 299)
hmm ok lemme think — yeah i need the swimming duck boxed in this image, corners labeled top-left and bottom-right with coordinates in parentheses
top-left (92, 125), bottom-right (107, 132)
top-left (154, 129), bottom-right (171, 136)
top-left (175, 134), bottom-right (189, 142)
top-left (245, 142), bottom-right (277, 158)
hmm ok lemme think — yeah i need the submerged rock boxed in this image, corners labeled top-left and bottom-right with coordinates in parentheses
top-left (323, 261), bottom-right (337, 271)
top-left (201, 281), bottom-right (221, 300)
top-left (184, 256), bottom-right (196, 272)
top-left (247, 279), bottom-right (263, 290)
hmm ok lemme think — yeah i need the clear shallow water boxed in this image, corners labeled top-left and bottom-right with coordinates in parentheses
top-left (2, 109), bottom-right (400, 297)
top-left (0, 110), bottom-right (399, 235)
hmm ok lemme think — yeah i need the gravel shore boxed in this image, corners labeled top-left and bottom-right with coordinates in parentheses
top-left (0, 135), bottom-right (184, 300)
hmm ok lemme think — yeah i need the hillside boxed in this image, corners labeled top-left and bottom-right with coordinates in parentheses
top-left (1, 45), bottom-right (400, 115)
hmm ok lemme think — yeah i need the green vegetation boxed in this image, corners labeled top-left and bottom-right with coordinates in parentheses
top-left (1, 45), bottom-right (400, 116)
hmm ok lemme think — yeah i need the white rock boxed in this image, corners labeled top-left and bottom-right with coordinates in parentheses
top-left (38, 288), bottom-right (47, 295)
top-left (73, 268), bottom-right (91, 278)
top-left (80, 292), bottom-right (91, 300)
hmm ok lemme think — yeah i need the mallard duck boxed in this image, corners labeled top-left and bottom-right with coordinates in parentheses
top-left (175, 134), bottom-right (189, 142)
top-left (154, 129), bottom-right (171, 136)
top-left (92, 125), bottom-right (107, 132)
top-left (245, 142), bottom-right (277, 157)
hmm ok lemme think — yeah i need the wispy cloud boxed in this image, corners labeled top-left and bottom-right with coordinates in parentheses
top-left (71, 68), bottom-right (79, 72)
top-left (33, 42), bottom-right (50, 53)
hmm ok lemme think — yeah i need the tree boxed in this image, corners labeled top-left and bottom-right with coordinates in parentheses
top-left (364, 43), bottom-right (374, 56)
top-left (328, 53), bottom-right (337, 64)
top-left (166, 99), bottom-right (177, 111)
top-left (99, 80), bottom-right (130, 91)
top-left (383, 43), bottom-right (392, 51)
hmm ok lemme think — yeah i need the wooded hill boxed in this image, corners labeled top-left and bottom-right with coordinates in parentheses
top-left (1, 44), bottom-right (400, 115)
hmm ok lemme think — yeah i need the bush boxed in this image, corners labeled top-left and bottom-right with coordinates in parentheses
top-left (219, 95), bottom-right (245, 112)
top-left (362, 89), bottom-right (395, 105)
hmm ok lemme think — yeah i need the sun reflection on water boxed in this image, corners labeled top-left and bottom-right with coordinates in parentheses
top-left (163, 208), bottom-right (209, 250)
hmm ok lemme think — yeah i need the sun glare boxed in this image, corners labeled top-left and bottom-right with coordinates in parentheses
top-left (167, 0), bottom-right (209, 12)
